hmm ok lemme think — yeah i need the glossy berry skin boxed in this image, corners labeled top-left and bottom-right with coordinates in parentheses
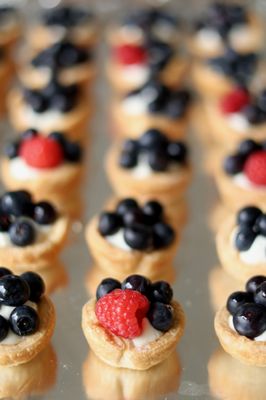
top-left (123, 208), bottom-right (144, 226)
top-left (95, 289), bottom-right (149, 339)
top-left (142, 201), bottom-right (163, 225)
top-left (233, 303), bottom-right (266, 339)
top-left (121, 275), bottom-right (151, 295)
top-left (9, 220), bottom-right (36, 247)
top-left (167, 142), bottom-right (187, 163)
top-left (22, 128), bottom-right (38, 140)
top-left (96, 278), bottom-right (121, 300)
top-left (235, 228), bottom-right (256, 251)
top-left (1, 191), bottom-right (33, 217)
top-left (243, 104), bottom-right (264, 124)
top-left (237, 206), bottom-right (262, 227)
top-left (246, 275), bottom-right (266, 293)
top-left (64, 141), bottom-right (82, 162)
top-left (139, 129), bottom-right (168, 149)
top-left (119, 151), bottom-right (138, 169)
top-left (48, 131), bottom-right (66, 147)
top-left (0, 213), bottom-right (11, 232)
top-left (0, 315), bottom-right (8, 341)
top-left (0, 275), bottom-right (30, 306)
top-left (124, 225), bottom-right (152, 250)
top-left (254, 282), bottom-right (266, 307)
top-left (223, 154), bottom-right (245, 175)
top-left (98, 212), bottom-right (121, 236)
top-left (114, 44), bottom-right (147, 65)
top-left (255, 214), bottom-right (266, 235)
top-left (152, 222), bottom-right (175, 249)
top-left (20, 272), bottom-right (45, 302)
top-left (238, 139), bottom-right (261, 157)
top-left (34, 202), bottom-right (57, 225)
top-left (148, 150), bottom-right (168, 171)
top-left (147, 302), bottom-right (174, 332)
top-left (20, 136), bottom-right (64, 169)
top-left (4, 142), bottom-right (19, 159)
top-left (122, 139), bottom-right (138, 153)
top-left (220, 88), bottom-right (250, 114)
top-left (226, 291), bottom-right (253, 315)
top-left (0, 267), bottom-right (12, 278)
top-left (244, 151), bottom-right (266, 186)
top-left (10, 305), bottom-right (39, 336)
top-left (116, 198), bottom-right (139, 217)
top-left (149, 281), bottom-right (173, 304)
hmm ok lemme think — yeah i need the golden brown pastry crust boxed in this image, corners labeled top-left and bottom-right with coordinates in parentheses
top-left (214, 306), bottom-right (266, 367)
top-left (0, 296), bottom-right (55, 366)
top-left (82, 298), bottom-right (185, 370)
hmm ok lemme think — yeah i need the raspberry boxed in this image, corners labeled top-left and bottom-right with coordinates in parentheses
top-left (19, 136), bottom-right (64, 168)
top-left (220, 88), bottom-right (250, 114)
top-left (113, 44), bottom-right (147, 65)
top-left (95, 289), bottom-right (149, 339)
top-left (244, 150), bottom-right (266, 186)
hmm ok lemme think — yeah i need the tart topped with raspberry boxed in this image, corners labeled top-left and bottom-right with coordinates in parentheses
top-left (215, 275), bottom-right (266, 366)
top-left (82, 274), bottom-right (185, 370)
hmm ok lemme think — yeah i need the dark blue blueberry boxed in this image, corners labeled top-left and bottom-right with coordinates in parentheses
top-left (116, 198), bottom-right (139, 217)
top-left (226, 291), bottom-right (253, 315)
top-left (233, 303), bottom-right (266, 339)
top-left (246, 275), bottom-right (266, 294)
top-left (148, 40), bottom-right (173, 72)
top-left (139, 129), bottom-right (168, 149)
top-left (235, 227), bottom-right (256, 251)
top-left (1, 191), bottom-right (33, 217)
top-left (96, 278), bottom-right (121, 300)
top-left (254, 282), bottom-right (266, 307)
top-left (20, 272), bottom-right (45, 302)
top-left (21, 128), bottom-right (38, 140)
top-left (64, 141), bottom-right (82, 162)
top-left (124, 224), bottom-right (152, 250)
top-left (0, 275), bottom-right (30, 306)
top-left (121, 274), bottom-right (151, 295)
top-left (0, 213), bottom-right (11, 232)
top-left (122, 139), bottom-right (139, 153)
top-left (257, 89), bottom-right (266, 112)
top-left (25, 91), bottom-right (48, 113)
top-left (237, 206), bottom-right (262, 227)
top-left (50, 93), bottom-right (75, 112)
top-left (149, 281), bottom-right (173, 304)
top-left (147, 302), bottom-right (174, 332)
top-left (10, 305), bottom-right (39, 336)
top-left (167, 141), bottom-right (187, 163)
top-left (0, 267), bottom-right (12, 278)
top-left (4, 141), bottom-right (19, 159)
top-left (43, 6), bottom-right (93, 28)
top-left (152, 222), bottom-right (175, 249)
top-left (0, 315), bottom-right (8, 341)
top-left (148, 149), bottom-right (168, 171)
top-left (123, 208), bottom-right (144, 227)
top-left (238, 139), bottom-right (261, 156)
top-left (48, 131), bottom-right (66, 147)
top-left (243, 104), bottom-right (265, 124)
top-left (142, 201), bottom-right (163, 225)
top-left (98, 212), bottom-right (122, 236)
top-left (119, 150), bottom-right (138, 169)
top-left (34, 202), bottom-right (57, 225)
top-left (254, 214), bottom-right (266, 236)
top-left (223, 154), bottom-right (245, 175)
top-left (9, 219), bottom-right (36, 247)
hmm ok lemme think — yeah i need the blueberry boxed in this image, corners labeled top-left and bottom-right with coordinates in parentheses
top-left (10, 305), bottom-right (39, 336)
top-left (139, 129), bottom-right (168, 149)
top-left (246, 275), bottom-right (266, 293)
top-left (96, 278), bottom-right (121, 300)
top-left (48, 131), bottom-right (66, 147)
top-left (148, 150), bottom-right (168, 171)
top-left (149, 281), bottom-right (173, 304)
top-left (0, 213), bottom-right (11, 232)
top-left (0, 267), bottom-right (12, 278)
top-left (254, 282), bottom-right (266, 307)
top-left (147, 302), bottom-right (174, 332)
top-left (20, 272), bottom-right (45, 302)
top-left (64, 141), bottom-right (82, 162)
top-left (0, 315), bottom-right (8, 341)
top-left (237, 206), bottom-right (262, 227)
top-left (238, 139), bottom-right (261, 156)
top-left (123, 208), bottom-right (144, 226)
top-left (119, 150), bottom-right (138, 169)
top-left (21, 128), bottom-right (38, 140)
top-left (255, 214), bottom-right (266, 236)
top-left (223, 154), bottom-right (245, 175)
top-left (98, 212), bottom-right (122, 236)
top-left (167, 142), bottom-right (187, 163)
top-left (9, 219), bottom-right (36, 247)
top-left (0, 275), bottom-right (30, 306)
top-left (51, 93), bottom-right (75, 112)
top-left (124, 225), bottom-right (152, 250)
top-left (27, 92), bottom-right (48, 113)
top-left (226, 291), bottom-right (253, 315)
top-left (1, 191), bottom-right (33, 217)
top-left (122, 139), bottom-right (139, 153)
top-left (121, 275), bottom-right (151, 295)
top-left (116, 198), bottom-right (139, 217)
top-left (152, 222), bottom-right (175, 249)
top-left (235, 228), bottom-right (256, 251)
top-left (148, 98), bottom-right (166, 114)
top-left (142, 201), bottom-right (163, 225)
top-left (34, 202), bottom-right (57, 225)
top-left (233, 303), bottom-right (266, 339)
top-left (243, 104), bottom-right (264, 124)
top-left (4, 142), bottom-right (19, 159)
top-left (257, 89), bottom-right (266, 112)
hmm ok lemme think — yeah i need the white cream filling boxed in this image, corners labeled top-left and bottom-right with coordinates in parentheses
top-left (132, 318), bottom-right (162, 348)
top-left (240, 235), bottom-right (266, 264)
top-left (233, 173), bottom-right (266, 191)
top-left (106, 228), bottom-right (131, 252)
top-left (122, 86), bottom-right (158, 115)
top-left (196, 28), bottom-right (223, 51)
top-left (131, 153), bottom-right (180, 179)
top-left (121, 64), bottom-right (149, 86)
top-left (24, 105), bottom-right (65, 131)
top-left (226, 112), bottom-right (250, 133)
top-left (119, 25), bottom-right (144, 43)
top-left (229, 315), bottom-right (266, 342)
top-left (0, 301), bottom-right (37, 345)
top-left (9, 157), bottom-right (66, 181)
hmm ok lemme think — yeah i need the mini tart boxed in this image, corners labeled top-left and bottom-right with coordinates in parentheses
top-left (0, 296), bottom-right (55, 366)
top-left (105, 143), bottom-right (192, 209)
top-left (0, 216), bottom-right (69, 271)
top-left (214, 306), bottom-right (266, 367)
top-left (83, 350), bottom-right (180, 400)
top-left (216, 215), bottom-right (266, 282)
top-left (82, 298), bottom-right (185, 370)
top-left (7, 89), bottom-right (91, 142)
top-left (111, 99), bottom-right (188, 140)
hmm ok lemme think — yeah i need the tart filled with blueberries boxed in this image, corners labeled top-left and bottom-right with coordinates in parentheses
top-left (82, 274), bottom-right (185, 370)
top-left (1, 129), bottom-right (83, 217)
top-left (112, 79), bottom-right (191, 139)
top-left (106, 128), bottom-right (191, 207)
top-left (215, 275), bottom-right (266, 367)
top-left (0, 267), bottom-right (55, 366)
top-left (85, 198), bottom-right (179, 279)
top-left (0, 190), bottom-right (69, 271)
top-left (216, 205), bottom-right (266, 282)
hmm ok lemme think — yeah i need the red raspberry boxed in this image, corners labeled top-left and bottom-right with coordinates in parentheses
top-left (95, 289), bottom-right (149, 339)
top-left (220, 88), bottom-right (250, 114)
top-left (19, 136), bottom-right (64, 168)
top-left (244, 150), bottom-right (266, 186)
top-left (113, 44), bottom-right (147, 65)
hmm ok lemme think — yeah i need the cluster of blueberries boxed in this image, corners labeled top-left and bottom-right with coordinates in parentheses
top-left (234, 206), bottom-right (266, 252)
top-left (98, 198), bottom-right (175, 251)
top-left (227, 275), bottom-right (266, 339)
top-left (5, 129), bottom-right (82, 163)
top-left (0, 190), bottom-right (57, 247)
top-left (126, 80), bottom-right (191, 119)
top-left (240, 89), bottom-right (266, 125)
top-left (23, 79), bottom-right (79, 113)
top-left (122, 8), bottom-right (178, 33)
top-left (120, 129), bottom-right (187, 171)
top-left (0, 268), bottom-right (45, 341)
top-left (42, 5), bottom-right (93, 28)
top-left (96, 274), bottom-right (174, 332)
top-left (140, 39), bottom-right (174, 73)
top-left (224, 139), bottom-right (265, 176)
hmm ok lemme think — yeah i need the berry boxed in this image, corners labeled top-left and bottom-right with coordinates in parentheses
top-left (149, 281), bottom-right (173, 304)
top-left (255, 214), bottom-right (266, 235)
top-left (223, 154), bottom-right (245, 175)
top-left (123, 208), bottom-right (144, 226)
top-left (48, 131), bottom-right (66, 147)
top-left (4, 142), bottom-right (19, 159)
top-left (237, 206), bottom-right (262, 227)
top-left (121, 275), bottom-right (151, 295)
top-left (235, 228), bottom-right (256, 251)
top-left (96, 278), bottom-right (121, 300)
top-left (244, 150), bottom-right (266, 186)
top-left (21, 129), bottom-right (38, 140)
top-left (167, 142), bottom-right (187, 163)
top-left (0, 315), bottom-right (8, 341)
top-left (147, 302), bottom-right (174, 332)
top-left (9, 219), bottom-right (36, 247)
top-left (148, 150), bottom-right (168, 171)
top-left (95, 289), bottom-right (149, 339)
top-left (20, 136), bottom-right (64, 169)
top-left (152, 222), bottom-right (175, 249)
top-left (124, 225), bottom-right (152, 250)
top-left (233, 303), bottom-right (266, 339)
top-left (142, 201), bottom-right (163, 225)
top-left (254, 282), bottom-right (266, 307)
top-left (226, 291), bottom-right (253, 315)
top-left (0, 275), bottom-right (30, 306)
top-left (26, 91), bottom-right (48, 113)
top-left (122, 139), bottom-right (139, 153)
top-left (139, 129), bottom-right (168, 149)
top-left (220, 88), bottom-right (250, 114)
top-left (246, 276), bottom-right (266, 293)
top-left (257, 89), bottom-right (266, 112)
top-left (64, 141), bottom-right (82, 162)
top-left (50, 92), bottom-right (75, 112)
top-left (0, 267), bottom-right (12, 278)
top-left (113, 44), bottom-right (147, 65)
top-left (1, 191), bottom-right (33, 217)
top-left (238, 139), bottom-right (261, 156)
top-left (20, 272), bottom-right (45, 302)
top-left (98, 212), bottom-right (121, 236)
top-left (10, 305), bottom-right (39, 336)
top-left (116, 198), bottom-right (139, 217)
top-left (34, 202), bottom-right (57, 225)
top-left (119, 150), bottom-right (137, 168)
top-left (0, 213), bottom-right (11, 232)
top-left (243, 104), bottom-right (264, 124)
